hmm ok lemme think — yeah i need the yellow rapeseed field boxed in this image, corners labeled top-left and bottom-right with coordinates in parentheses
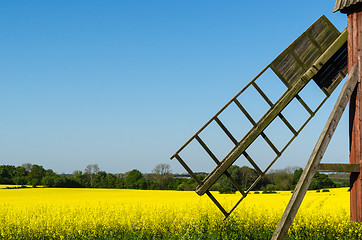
top-left (0, 186), bottom-right (361, 239)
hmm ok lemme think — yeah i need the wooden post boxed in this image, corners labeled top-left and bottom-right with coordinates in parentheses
top-left (346, 5), bottom-right (362, 223)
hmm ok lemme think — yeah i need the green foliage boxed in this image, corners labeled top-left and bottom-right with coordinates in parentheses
top-left (219, 187), bottom-right (236, 194)
top-left (216, 166), bottom-right (258, 194)
top-left (309, 173), bottom-right (336, 190)
top-left (28, 165), bottom-right (46, 186)
top-left (292, 168), bottom-right (303, 186)
top-left (0, 165), bottom-right (16, 184)
top-left (0, 163), bottom-right (340, 192)
top-left (262, 190), bottom-right (277, 194)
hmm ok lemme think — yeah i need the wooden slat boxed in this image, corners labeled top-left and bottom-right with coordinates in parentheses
top-left (251, 82), bottom-right (274, 106)
top-left (233, 99), bottom-right (257, 126)
top-left (318, 163), bottom-right (360, 172)
top-left (260, 132), bottom-right (281, 156)
top-left (278, 113), bottom-right (298, 136)
top-left (295, 94), bottom-right (314, 116)
top-left (214, 117), bottom-right (238, 145)
top-left (242, 151), bottom-right (263, 175)
top-left (271, 63), bottom-right (358, 240)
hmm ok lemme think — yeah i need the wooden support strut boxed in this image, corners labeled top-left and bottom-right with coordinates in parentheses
top-left (271, 63), bottom-right (359, 240)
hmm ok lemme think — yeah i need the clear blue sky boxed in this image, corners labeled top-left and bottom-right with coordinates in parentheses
top-left (0, 1), bottom-right (350, 174)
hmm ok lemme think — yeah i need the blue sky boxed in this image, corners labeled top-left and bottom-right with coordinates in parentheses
top-left (0, 1), bottom-right (350, 174)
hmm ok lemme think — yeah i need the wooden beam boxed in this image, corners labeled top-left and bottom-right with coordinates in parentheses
top-left (271, 63), bottom-right (359, 240)
top-left (318, 163), bottom-right (360, 172)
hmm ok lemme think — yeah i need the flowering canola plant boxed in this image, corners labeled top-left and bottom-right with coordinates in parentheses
top-left (0, 187), bottom-right (360, 239)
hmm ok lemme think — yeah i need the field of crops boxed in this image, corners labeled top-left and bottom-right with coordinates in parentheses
top-left (0, 186), bottom-right (361, 239)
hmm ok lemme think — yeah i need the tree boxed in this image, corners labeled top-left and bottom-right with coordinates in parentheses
top-left (105, 173), bottom-right (117, 188)
top-left (84, 164), bottom-right (100, 186)
top-left (22, 163), bottom-right (32, 172)
top-left (292, 168), bottom-right (303, 186)
top-left (12, 166), bottom-right (28, 185)
top-left (275, 173), bottom-right (293, 190)
top-left (92, 171), bottom-right (108, 188)
top-left (238, 166), bottom-right (258, 189)
top-left (42, 175), bottom-right (55, 187)
top-left (73, 171), bottom-right (89, 187)
top-left (0, 165), bottom-right (15, 184)
top-left (115, 177), bottom-right (125, 189)
top-left (309, 173), bottom-right (336, 190)
top-left (28, 164), bottom-right (46, 186)
top-left (124, 169), bottom-right (147, 189)
top-left (152, 163), bottom-right (172, 190)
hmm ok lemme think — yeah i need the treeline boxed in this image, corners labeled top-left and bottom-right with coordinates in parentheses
top-left (0, 163), bottom-right (191, 190)
top-left (212, 166), bottom-right (343, 194)
top-left (0, 163), bottom-right (343, 192)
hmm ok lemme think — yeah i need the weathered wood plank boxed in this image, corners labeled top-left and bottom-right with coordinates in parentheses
top-left (271, 16), bottom-right (339, 87)
top-left (318, 163), bottom-right (360, 172)
top-left (271, 63), bottom-right (359, 240)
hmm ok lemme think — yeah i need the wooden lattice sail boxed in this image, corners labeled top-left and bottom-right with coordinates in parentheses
top-left (170, 15), bottom-right (348, 219)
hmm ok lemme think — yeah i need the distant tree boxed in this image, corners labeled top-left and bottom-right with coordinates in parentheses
top-left (53, 175), bottom-right (67, 187)
top-left (115, 177), bottom-right (125, 189)
top-left (22, 163), bottom-right (32, 172)
top-left (92, 171), bottom-right (108, 188)
top-left (238, 166), bottom-right (258, 189)
top-left (105, 173), bottom-right (117, 188)
top-left (12, 166), bottom-right (28, 185)
top-left (42, 175), bottom-right (55, 187)
top-left (73, 171), bottom-right (89, 187)
top-left (152, 163), bottom-right (172, 190)
top-left (28, 164), bottom-right (46, 186)
top-left (309, 172), bottom-right (336, 190)
top-left (124, 169), bottom-right (146, 189)
top-left (275, 173), bottom-right (293, 190)
top-left (84, 164), bottom-right (100, 186)
top-left (292, 168), bottom-right (303, 186)
top-left (13, 166), bottom-right (27, 177)
top-left (0, 165), bottom-right (16, 184)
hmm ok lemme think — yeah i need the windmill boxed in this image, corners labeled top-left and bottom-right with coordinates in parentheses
top-left (171, 1), bottom-right (362, 239)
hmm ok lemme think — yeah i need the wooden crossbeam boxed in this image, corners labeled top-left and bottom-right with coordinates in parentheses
top-left (318, 163), bottom-right (360, 172)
